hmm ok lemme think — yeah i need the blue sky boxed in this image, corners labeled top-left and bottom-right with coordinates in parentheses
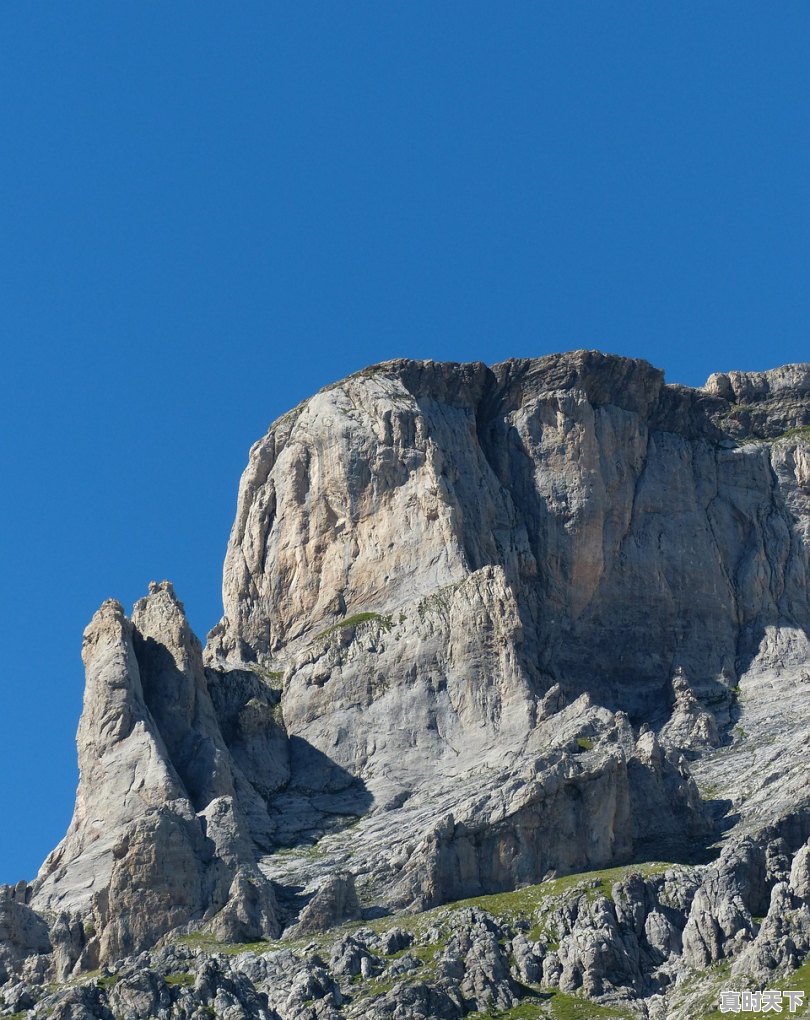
top-left (1, 3), bottom-right (808, 884)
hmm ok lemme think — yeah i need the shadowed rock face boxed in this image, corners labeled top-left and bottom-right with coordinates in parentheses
top-left (17, 352), bottom-right (810, 989)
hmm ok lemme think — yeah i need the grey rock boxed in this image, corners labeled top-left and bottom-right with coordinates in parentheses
top-left (34, 598), bottom-right (188, 918)
top-left (377, 928), bottom-right (413, 955)
top-left (48, 911), bottom-right (92, 981)
top-left (791, 842), bottom-right (810, 899)
top-left (105, 969), bottom-right (171, 1019)
top-left (192, 957), bottom-right (274, 1020)
top-left (292, 873), bottom-right (360, 937)
top-left (98, 804), bottom-right (215, 962)
top-left (328, 935), bottom-right (371, 978)
top-left (510, 932), bottom-right (544, 984)
top-left (384, 953), bottom-right (423, 979)
top-left (704, 363), bottom-right (810, 439)
top-left (1, 980), bottom-right (37, 1012)
top-left (542, 950), bottom-right (563, 986)
top-left (0, 883), bottom-right (50, 978)
top-left (209, 867), bottom-right (279, 944)
top-left (682, 837), bottom-right (765, 967)
top-left (203, 352), bottom-right (808, 919)
top-left (32, 588), bottom-right (279, 966)
top-left (12, 353), bottom-right (810, 1020)
top-left (727, 836), bottom-right (810, 983)
top-left (458, 925), bottom-right (520, 1010)
top-left (643, 910), bottom-right (682, 962)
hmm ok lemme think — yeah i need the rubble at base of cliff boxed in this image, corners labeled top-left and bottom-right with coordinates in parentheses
top-left (5, 824), bottom-right (810, 1020)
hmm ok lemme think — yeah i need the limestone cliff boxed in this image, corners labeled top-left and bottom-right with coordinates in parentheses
top-left (203, 351), bottom-right (809, 914)
top-left (4, 351), bottom-right (810, 1020)
top-left (32, 586), bottom-right (280, 975)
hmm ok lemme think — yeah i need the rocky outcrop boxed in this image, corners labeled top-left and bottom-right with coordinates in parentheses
top-left (4, 352), bottom-right (810, 1019)
top-left (705, 362), bottom-right (810, 440)
top-left (209, 867), bottom-right (280, 944)
top-left (0, 884), bottom-right (50, 985)
top-left (210, 354), bottom-right (810, 711)
top-left (31, 585), bottom-right (279, 969)
top-left (203, 351), bottom-right (809, 912)
top-left (291, 872), bottom-right (360, 937)
top-left (15, 845), bottom-right (810, 1020)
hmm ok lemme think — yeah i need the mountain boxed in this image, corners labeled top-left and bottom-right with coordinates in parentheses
top-left (2, 350), bottom-right (810, 1020)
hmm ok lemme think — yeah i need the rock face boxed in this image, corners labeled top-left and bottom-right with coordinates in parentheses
top-left (4, 351), bottom-right (810, 1019)
top-left (205, 351), bottom-right (809, 910)
top-left (0, 884), bottom-right (50, 984)
top-left (32, 584), bottom-right (279, 972)
top-left (13, 849), bottom-right (810, 1020)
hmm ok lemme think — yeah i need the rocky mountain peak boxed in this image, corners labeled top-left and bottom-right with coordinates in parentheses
top-left (4, 351), bottom-right (810, 1020)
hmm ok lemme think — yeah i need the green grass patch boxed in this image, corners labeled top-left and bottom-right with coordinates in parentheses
top-left (404, 943), bottom-right (440, 965)
top-left (351, 861), bottom-right (674, 952)
top-left (175, 862), bottom-right (674, 978)
top-left (316, 612), bottom-right (393, 641)
top-left (773, 425), bottom-right (810, 444)
top-left (448, 862), bottom-right (671, 919)
top-left (465, 992), bottom-right (633, 1019)
top-left (575, 737), bottom-right (593, 752)
top-left (356, 941), bottom-right (445, 1001)
top-left (703, 958), bottom-right (810, 1018)
top-left (676, 959), bottom-right (752, 1020)
top-left (347, 364), bottom-right (388, 381)
top-left (782, 958), bottom-right (810, 1015)
top-left (176, 932), bottom-right (221, 951)
top-left (219, 939), bottom-right (276, 956)
top-left (165, 972), bottom-right (195, 987)
top-left (545, 990), bottom-right (634, 1019)
top-left (466, 1002), bottom-right (549, 1019)
top-left (738, 425), bottom-right (810, 447)
top-left (250, 664), bottom-right (284, 684)
top-left (270, 840), bottom-right (327, 862)
top-left (416, 583), bottom-right (463, 621)
top-left (721, 405), bottom-right (753, 421)
top-left (177, 929), bottom-right (277, 957)
top-left (360, 976), bottom-right (399, 997)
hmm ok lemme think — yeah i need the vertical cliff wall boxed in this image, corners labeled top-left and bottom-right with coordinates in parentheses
top-left (28, 352), bottom-right (810, 969)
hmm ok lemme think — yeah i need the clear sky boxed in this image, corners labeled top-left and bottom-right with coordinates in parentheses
top-left (1, 3), bottom-right (808, 884)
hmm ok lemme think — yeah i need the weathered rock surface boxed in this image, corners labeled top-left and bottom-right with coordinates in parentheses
top-left (207, 351), bottom-right (808, 916)
top-left (290, 872), bottom-right (360, 937)
top-left (0, 884), bottom-right (50, 985)
top-left (31, 584), bottom-right (279, 970)
top-left (3, 352), bottom-right (810, 1019)
top-left (10, 847), bottom-right (810, 1020)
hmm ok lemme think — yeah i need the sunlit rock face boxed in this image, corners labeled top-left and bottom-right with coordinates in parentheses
top-left (205, 352), bottom-right (809, 906)
top-left (21, 352), bottom-right (810, 994)
top-left (32, 585), bottom-right (280, 972)
top-left (213, 354), bottom-right (810, 715)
